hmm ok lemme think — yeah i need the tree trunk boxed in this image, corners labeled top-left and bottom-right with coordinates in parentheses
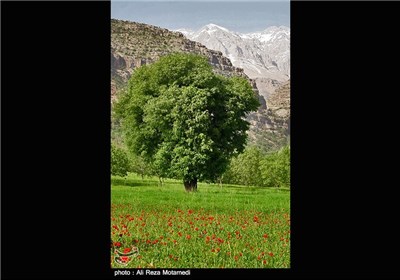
top-left (184, 178), bottom-right (197, 192)
top-left (159, 176), bottom-right (164, 187)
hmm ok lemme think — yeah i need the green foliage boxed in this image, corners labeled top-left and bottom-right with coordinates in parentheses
top-left (223, 146), bottom-right (264, 186)
top-left (222, 145), bottom-right (290, 188)
top-left (129, 153), bottom-right (151, 179)
top-left (260, 145), bottom-right (290, 188)
top-left (115, 53), bottom-right (259, 185)
top-left (111, 144), bottom-right (130, 177)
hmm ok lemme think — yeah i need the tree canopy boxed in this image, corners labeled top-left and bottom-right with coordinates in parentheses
top-left (114, 53), bottom-right (259, 191)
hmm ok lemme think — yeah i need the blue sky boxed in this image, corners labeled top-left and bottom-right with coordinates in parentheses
top-left (111, 1), bottom-right (290, 33)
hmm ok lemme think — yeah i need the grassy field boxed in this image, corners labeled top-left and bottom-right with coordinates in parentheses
top-left (111, 173), bottom-right (290, 268)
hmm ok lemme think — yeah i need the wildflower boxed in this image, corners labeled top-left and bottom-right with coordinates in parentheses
top-left (120, 256), bottom-right (130, 263)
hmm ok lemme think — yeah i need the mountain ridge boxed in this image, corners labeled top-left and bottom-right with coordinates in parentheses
top-left (176, 23), bottom-right (290, 101)
top-left (175, 23), bottom-right (290, 80)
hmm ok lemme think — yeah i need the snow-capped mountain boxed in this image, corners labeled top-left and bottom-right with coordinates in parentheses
top-left (176, 23), bottom-right (290, 82)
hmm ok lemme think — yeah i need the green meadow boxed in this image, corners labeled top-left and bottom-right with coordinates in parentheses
top-left (111, 173), bottom-right (290, 268)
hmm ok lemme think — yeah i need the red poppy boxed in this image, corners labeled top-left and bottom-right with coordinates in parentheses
top-left (263, 234), bottom-right (268, 238)
top-left (123, 248), bottom-right (131, 254)
top-left (114, 242), bottom-right (121, 247)
top-left (186, 235), bottom-right (191, 240)
top-left (120, 256), bottom-right (130, 263)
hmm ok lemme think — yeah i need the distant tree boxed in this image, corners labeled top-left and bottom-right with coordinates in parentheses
top-left (115, 53), bottom-right (259, 191)
top-left (223, 146), bottom-right (264, 187)
top-left (129, 153), bottom-right (150, 180)
top-left (260, 145), bottom-right (290, 188)
top-left (111, 144), bottom-right (130, 177)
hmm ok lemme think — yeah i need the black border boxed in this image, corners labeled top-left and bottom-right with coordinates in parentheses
top-left (291, 0), bottom-right (400, 278)
top-left (2, 0), bottom-right (400, 279)
top-left (2, 1), bottom-right (111, 279)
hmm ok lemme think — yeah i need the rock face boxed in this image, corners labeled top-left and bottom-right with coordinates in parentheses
top-left (248, 81), bottom-right (290, 151)
top-left (111, 19), bottom-right (289, 151)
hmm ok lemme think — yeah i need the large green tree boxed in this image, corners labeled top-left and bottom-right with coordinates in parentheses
top-left (115, 53), bottom-right (259, 191)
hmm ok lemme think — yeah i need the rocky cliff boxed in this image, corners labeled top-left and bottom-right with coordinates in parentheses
top-left (111, 19), bottom-right (289, 151)
top-left (247, 81), bottom-right (290, 151)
